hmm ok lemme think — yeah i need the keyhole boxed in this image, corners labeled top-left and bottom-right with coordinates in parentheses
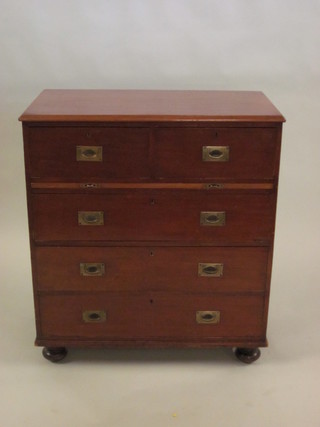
top-left (150, 199), bottom-right (156, 205)
top-left (150, 299), bottom-right (154, 304)
top-left (150, 251), bottom-right (154, 256)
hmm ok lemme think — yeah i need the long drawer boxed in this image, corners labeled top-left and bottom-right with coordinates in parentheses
top-left (31, 191), bottom-right (275, 243)
top-left (38, 293), bottom-right (265, 340)
top-left (34, 246), bottom-right (269, 292)
top-left (26, 126), bottom-right (278, 182)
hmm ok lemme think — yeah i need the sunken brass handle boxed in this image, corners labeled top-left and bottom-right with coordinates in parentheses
top-left (78, 211), bottom-right (104, 225)
top-left (76, 146), bottom-right (103, 161)
top-left (198, 263), bottom-right (223, 277)
top-left (82, 310), bottom-right (106, 323)
top-left (202, 146), bottom-right (229, 162)
top-left (200, 211), bottom-right (225, 226)
top-left (196, 311), bottom-right (220, 324)
top-left (80, 263), bottom-right (105, 276)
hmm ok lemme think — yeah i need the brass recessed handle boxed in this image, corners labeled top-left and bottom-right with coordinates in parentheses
top-left (202, 146), bottom-right (229, 162)
top-left (200, 211), bottom-right (225, 226)
top-left (78, 211), bottom-right (104, 225)
top-left (76, 146), bottom-right (103, 161)
top-left (196, 311), bottom-right (220, 324)
top-left (198, 263), bottom-right (223, 277)
top-left (82, 310), bottom-right (106, 323)
top-left (80, 263), bottom-right (105, 276)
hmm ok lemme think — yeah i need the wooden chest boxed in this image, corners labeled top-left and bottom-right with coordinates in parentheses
top-left (19, 90), bottom-right (285, 363)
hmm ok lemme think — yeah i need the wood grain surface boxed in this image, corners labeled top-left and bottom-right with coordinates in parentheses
top-left (19, 89), bottom-right (285, 122)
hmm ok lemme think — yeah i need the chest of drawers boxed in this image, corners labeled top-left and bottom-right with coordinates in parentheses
top-left (19, 90), bottom-right (285, 363)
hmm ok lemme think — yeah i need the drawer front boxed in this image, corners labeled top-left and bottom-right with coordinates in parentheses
top-left (38, 294), bottom-right (265, 340)
top-left (27, 127), bottom-right (150, 181)
top-left (32, 192), bottom-right (275, 243)
top-left (35, 246), bottom-right (269, 292)
top-left (154, 127), bottom-right (278, 180)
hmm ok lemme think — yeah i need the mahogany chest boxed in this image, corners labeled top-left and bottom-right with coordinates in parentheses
top-left (19, 90), bottom-right (285, 363)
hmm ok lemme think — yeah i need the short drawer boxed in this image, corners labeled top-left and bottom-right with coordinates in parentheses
top-left (153, 127), bottom-right (279, 180)
top-left (26, 127), bottom-right (150, 181)
top-left (38, 293), bottom-right (265, 340)
top-left (31, 191), bottom-right (275, 243)
top-left (35, 246), bottom-right (269, 292)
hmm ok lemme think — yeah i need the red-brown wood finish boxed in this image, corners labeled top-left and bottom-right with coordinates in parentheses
top-left (31, 192), bottom-right (275, 243)
top-left (38, 294), bottom-right (265, 340)
top-left (26, 127), bottom-right (150, 181)
top-left (19, 90), bottom-right (285, 122)
top-left (26, 126), bottom-right (278, 182)
top-left (20, 90), bottom-right (284, 362)
top-left (153, 127), bottom-right (279, 181)
top-left (34, 246), bottom-right (269, 293)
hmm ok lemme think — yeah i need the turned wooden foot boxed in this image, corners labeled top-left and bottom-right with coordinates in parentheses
top-left (42, 347), bottom-right (68, 362)
top-left (235, 347), bottom-right (261, 364)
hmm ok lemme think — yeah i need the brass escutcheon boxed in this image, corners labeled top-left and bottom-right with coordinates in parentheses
top-left (80, 183), bottom-right (100, 189)
top-left (205, 183), bottom-right (224, 189)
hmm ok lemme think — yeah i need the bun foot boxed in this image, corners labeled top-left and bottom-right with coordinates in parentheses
top-left (235, 347), bottom-right (261, 364)
top-left (42, 347), bottom-right (68, 362)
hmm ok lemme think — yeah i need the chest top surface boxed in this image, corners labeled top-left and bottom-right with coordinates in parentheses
top-left (19, 89), bottom-right (285, 123)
